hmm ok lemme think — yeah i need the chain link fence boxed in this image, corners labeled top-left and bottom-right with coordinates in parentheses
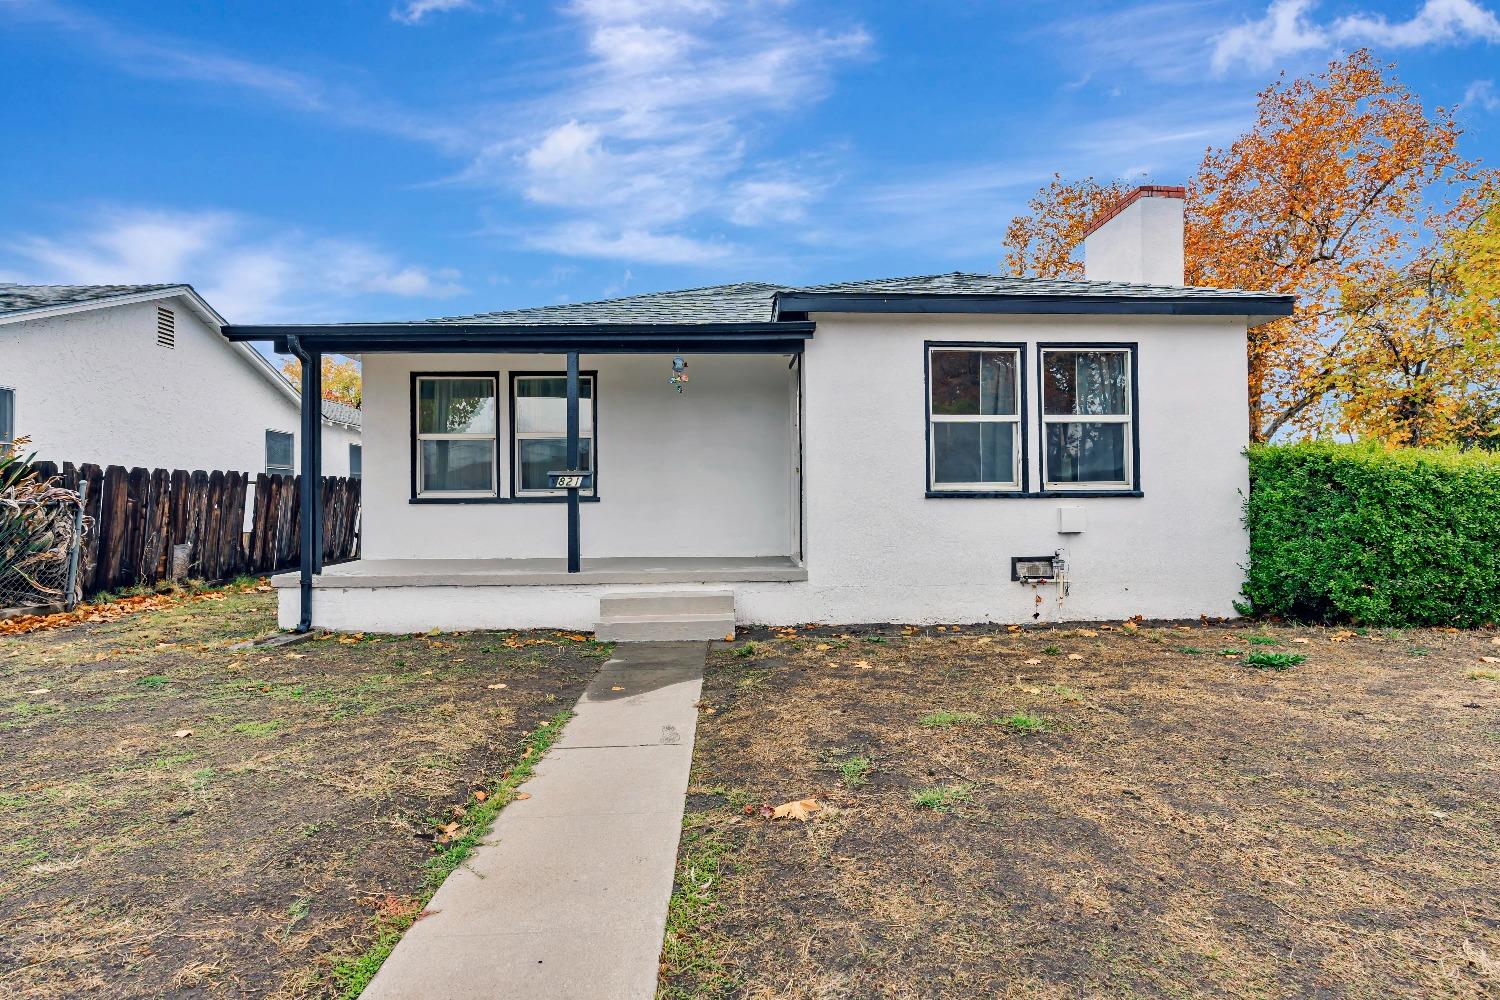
top-left (0, 485), bottom-right (88, 615)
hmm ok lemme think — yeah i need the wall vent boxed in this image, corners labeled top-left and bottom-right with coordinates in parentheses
top-left (156, 305), bottom-right (176, 348)
top-left (1011, 555), bottom-right (1059, 582)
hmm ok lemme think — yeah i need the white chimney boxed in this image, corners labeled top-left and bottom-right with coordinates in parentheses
top-left (1082, 184), bottom-right (1185, 285)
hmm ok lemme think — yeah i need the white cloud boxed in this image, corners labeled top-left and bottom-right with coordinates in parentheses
top-left (1466, 78), bottom-right (1500, 110)
top-left (461, 0), bottom-right (870, 262)
top-left (392, 0), bottom-right (474, 24)
top-left (2, 208), bottom-right (465, 322)
top-left (1212, 0), bottom-right (1328, 73)
top-left (1213, 0), bottom-right (1500, 73)
top-left (1334, 0), bottom-right (1500, 46)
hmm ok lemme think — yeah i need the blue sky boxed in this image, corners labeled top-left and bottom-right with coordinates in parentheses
top-left (2, 0), bottom-right (1498, 325)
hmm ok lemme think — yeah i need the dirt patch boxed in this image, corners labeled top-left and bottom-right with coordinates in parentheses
top-left (663, 622), bottom-right (1500, 999)
top-left (0, 589), bottom-right (607, 998)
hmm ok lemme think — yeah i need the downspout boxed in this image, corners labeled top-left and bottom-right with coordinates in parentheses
top-left (288, 335), bottom-right (316, 632)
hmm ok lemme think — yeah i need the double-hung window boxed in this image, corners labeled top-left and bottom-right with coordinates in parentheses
top-left (265, 430), bottom-right (294, 475)
top-left (1040, 347), bottom-right (1135, 490)
top-left (0, 387), bottom-right (13, 446)
top-left (416, 375), bottom-right (497, 496)
top-left (927, 345), bottom-right (1023, 492)
top-left (511, 374), bottom-right (596, 498)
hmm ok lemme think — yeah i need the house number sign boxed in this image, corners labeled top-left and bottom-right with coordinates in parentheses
top-left (547, 470), bottom-right (591, 489)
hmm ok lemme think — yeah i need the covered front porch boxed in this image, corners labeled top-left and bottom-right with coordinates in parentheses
top-left (223, 313), bottom-right (813, 634)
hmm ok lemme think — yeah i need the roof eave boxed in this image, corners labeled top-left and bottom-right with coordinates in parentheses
top-left (773, 291), bottom-right (1296, 319)
top-left (222, 321), bottom-right (815, 354)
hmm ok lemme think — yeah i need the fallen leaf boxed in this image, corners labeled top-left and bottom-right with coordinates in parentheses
top-left (285, 652), bottom-right (306, 660)
top-left (1024, 658), bottom-right (1042, 665)
top-left (815, 643), bottom-right (832, 651)
top-left (1481, 656), bottom-right (1500, 664)
top-left (610, 685), bottom-right (624, 691)
top-left (723, 633), bottom-right (735, 642)
top-left (173, 729), bottom-right (193, 738)
top-left (1077, 629), bottom-right (1098, 637)
top-left (771, 798), bottom-right (821, 822)
top-left (26, 688), bottom-right (50, 696)
top-left (703, 707), bottom-right (716, 714)
top-left (514, 792), bottom-right (531, 801)
top-left (852, 660), bottom-right (870, 669)
top-left (487, 683), bottom-right (508, 690)
top-left (974, 636), bottom-right (993, 645)
top-left (474, 790), bottom-right (488, 802)
top-left (1024, 686), bottom-right (1042, 694)
top-left (422, 670), bottom-right (434, 676)
top-left (1066, 653), bottom-right (1083, 661)
top-left (1291, 638), bottom-right (1311, 644)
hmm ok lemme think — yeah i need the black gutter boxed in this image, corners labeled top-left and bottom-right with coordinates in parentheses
top-left (222, 321), bottom-right (816, 354)
top-left (772, 291), bottom-right (1295, 318)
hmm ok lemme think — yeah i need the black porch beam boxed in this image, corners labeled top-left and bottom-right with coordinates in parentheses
top-left (566, 350), bottom-right (581, 574)
top-left (289, 337), bottom-right (322, 632)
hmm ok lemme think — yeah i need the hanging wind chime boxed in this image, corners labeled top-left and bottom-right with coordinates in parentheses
top-left (668, 355), bottom-right (689, 393)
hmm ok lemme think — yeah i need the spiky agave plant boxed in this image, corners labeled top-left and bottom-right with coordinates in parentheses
top-left (0, 439), bottom-right (56, 601)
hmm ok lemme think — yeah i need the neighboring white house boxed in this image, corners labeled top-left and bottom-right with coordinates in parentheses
top-left (226, 185), bottom-right (1294, 633)
top-left (0, 283), bottom-right (361, 478)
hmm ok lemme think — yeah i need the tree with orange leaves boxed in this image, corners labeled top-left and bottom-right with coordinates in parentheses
top-left (1004, 50), bottom-right (1490, 444)
top-left (280, 355), bottom-right (362, 408)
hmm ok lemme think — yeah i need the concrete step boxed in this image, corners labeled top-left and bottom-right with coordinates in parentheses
top-left (598, 589), bottom-right (734, 619)
top-left (595, 613), bottom-right (736, 643)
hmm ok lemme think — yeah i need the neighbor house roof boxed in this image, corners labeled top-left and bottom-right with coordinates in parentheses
top-left (320, 399), bottom-right (362, 428)
top-left (0, 282), bottom-right (185, 318)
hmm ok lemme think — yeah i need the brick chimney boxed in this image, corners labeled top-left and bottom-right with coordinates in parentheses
top-left (1082, 184), bottom-right (1185, 285)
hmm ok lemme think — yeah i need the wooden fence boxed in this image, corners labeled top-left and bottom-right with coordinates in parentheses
top-left (30, 461), bottom-right (360, 596)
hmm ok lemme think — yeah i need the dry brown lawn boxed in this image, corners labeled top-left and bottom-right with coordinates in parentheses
top-left (0, 587), bottom-right (607, 998)
top-left (662, 621), bottom-right (1500, 1000)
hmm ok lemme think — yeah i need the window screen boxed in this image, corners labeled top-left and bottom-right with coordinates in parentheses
top-left (265, 430), bottom-right (294, 475)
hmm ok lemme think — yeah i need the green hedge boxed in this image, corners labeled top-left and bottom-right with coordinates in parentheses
top-left (1243, 442), bottom-right (1500, 626)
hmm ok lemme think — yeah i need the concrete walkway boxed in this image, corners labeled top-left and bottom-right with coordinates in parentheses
top-left (361, 642), bottom-right (706, 1000)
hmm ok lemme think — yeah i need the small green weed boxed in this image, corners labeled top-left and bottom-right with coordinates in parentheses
top-left (1246, 651), bottom-right (1305, 671)
top-left (838, 755), bottom-right (873, 789)
top-left (1216, 649), bottom-right (1242, 658)
top-left (1179, 646), bottom-right (1206, 655)
top-left (996, 712), bottom-right (1047, 735)
top-left (912, 783), bottom-right (974, 812)
top-left (1041, 645), bottom-right (1062, 656)
top-left (137, 675), bottom-right (170, 690)
top-left (1467, 670), bottom-right (1500, 681)
top-left (1246, 635), bottom-right (1280, 646)
top-left (919, 710), bottom-right (982, 728)
top-left (732, 642), bottom-right (758, 659)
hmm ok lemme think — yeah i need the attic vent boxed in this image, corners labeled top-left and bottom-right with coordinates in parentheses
top-left (156, 305), bottom-right (176, 348)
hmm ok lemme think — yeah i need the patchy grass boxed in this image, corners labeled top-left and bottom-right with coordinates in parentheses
top-left (995, 710), bottom-right (1048, 734)
top-left (918, 709), bottom-right (983, 728)
top-left (1246, 651), bottom-right (1306, 671)
top-left (0, 590), bottom-right (599, 999)
top-left (911, 783), bottom-right (974, 811)
top-left (666, 620), bottom-right (1500, 999)
top-left (836, 754), bottom-right (873, 789)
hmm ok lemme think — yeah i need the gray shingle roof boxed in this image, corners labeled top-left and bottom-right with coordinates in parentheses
top-left (320, 399), bottom-right (362, 428)
top-left (429, 281), bottom-right (784, 325)
top-left (0, 283), bottom-right (184, 317)
top-left (425, 272), bottom-right (1285, 326)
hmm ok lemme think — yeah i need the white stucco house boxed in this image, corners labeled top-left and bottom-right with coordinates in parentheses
top-left (226, 185), bottom-right (1293, 635)
top-left (0, 283), bottom-right (361, 477)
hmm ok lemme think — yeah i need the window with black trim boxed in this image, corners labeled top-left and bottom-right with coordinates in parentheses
top-left (927, 345), bottom-right (1023, 492)
top-left (511, 373), bottom-right (596, 498)
top-left (415, 375), bottom-right (497, 496)
top-left (349, 443), bottom-right (362, 480)
top-left (265, 430), bottom-right (294, 475)
top-left (0, 387), bottom-right (13, 445)
top-left (1040, 347), bottom-right (1135, 489)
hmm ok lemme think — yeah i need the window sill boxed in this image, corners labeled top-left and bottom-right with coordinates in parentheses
top-left (408, 495), bottom-right (602, 505)
top-left (926, 489), bottom-right (1143, 500)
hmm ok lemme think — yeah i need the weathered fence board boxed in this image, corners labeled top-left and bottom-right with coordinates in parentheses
top-left (28, 460), bottom-right (359, 597)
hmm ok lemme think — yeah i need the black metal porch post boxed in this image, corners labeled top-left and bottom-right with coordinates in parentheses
top-left (566, 350), bottom-right (581, 573)
top-left (292, 338), bottom-right (322, 631)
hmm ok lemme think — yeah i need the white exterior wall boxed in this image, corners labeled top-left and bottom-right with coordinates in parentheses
top-left (309, 311), bottom-right (1251, 631)
top-left (360, 353), bottom-right (799, 559)
top-left (0, 297), bottom-right (360, 476)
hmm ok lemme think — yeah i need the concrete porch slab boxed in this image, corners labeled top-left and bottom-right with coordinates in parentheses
top-left (271, 555), bottom-right (806, 589)
top-left (358, 641), bottom-right (705, 1000)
